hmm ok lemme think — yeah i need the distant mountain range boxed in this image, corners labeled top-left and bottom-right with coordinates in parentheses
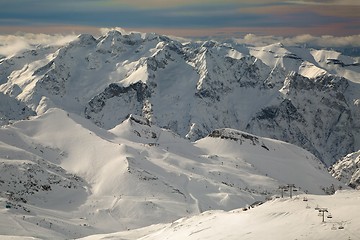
top-left (1, 30), bottom-right (358, 167)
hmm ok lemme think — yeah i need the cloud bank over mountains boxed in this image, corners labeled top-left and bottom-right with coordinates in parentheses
top-left (233, 34), bottom-right (360, 48)
top-left (1, 31), bottom-right (359, 58)
top-left (0, 33), bottom-right (77, 57)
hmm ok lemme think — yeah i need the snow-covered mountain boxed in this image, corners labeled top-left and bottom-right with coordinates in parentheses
top-left (0, 30), bottom-right (359, 166)
top-left (0, 108), bottom-right (345, 239)
top-left (0, 29), bottom-right (359, 239)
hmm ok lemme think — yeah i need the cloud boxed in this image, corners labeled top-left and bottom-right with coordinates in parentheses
top-left (99, 27), bottom-right (127, 35)
top-left (239, 4), bottom-right (360, 18)
top-left (233, 34), bottom-right (360, 48)
top-left (104, 0), bottom-right (281, 9)
top-left (1, 1), bottom-right (358, 37)
top-left (1, 29), bottom-right (359, 59)
top-left (0, 33), bottom-right (77, 57)
top-left (287, 0), bottom-right (360, 5)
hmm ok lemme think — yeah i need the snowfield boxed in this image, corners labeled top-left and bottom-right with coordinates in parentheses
top-left (0, 107), bottom-right (349, 239)
top-left (80, 190), bottom-right (360, 240)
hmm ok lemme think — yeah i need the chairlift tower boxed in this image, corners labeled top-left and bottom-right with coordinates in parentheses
top-left (318, 208), bottom-right (328, 222)
top-left (279, 185), bottom-right (287, 198)
top-left (287, 184), bottom-right (295, 198)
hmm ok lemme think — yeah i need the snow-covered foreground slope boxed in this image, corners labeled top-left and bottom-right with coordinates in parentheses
top-left (80, 190), bottom-right (360, 240)
top-left (0, 30), bottom-right (359, 166)
top-left (0, 108), bottom-right (345, 239)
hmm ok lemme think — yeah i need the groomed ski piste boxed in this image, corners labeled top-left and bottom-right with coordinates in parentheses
top-left (79, 190), bottom-right (360, 240)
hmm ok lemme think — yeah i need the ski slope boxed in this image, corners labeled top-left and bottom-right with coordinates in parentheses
top-left (80, 190), bottom-right (360, 240)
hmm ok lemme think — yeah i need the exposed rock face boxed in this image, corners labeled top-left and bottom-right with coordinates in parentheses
top-left (0, 30), bottom-right (359, 166)
top-left (208, 128), bottom-right (270, 151)
top-left (0, 159), bottom-right (87, 206)
top-left (247, 73), bottom-right (355, 165)
top-left (0, 92), bottom-right (35, 125)
top-left (84, 82), bottom-right (150, 127)
top-left (330, 150), bottom-right (360, 189)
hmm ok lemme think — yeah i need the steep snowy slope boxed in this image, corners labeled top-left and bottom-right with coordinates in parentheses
top-left (249, 43), bottom-right (360, 83)
top-left (0, 108), bottom-right (344, 239)
top-left (0, 30), bottom-right (359, 166)
top-left (330, 150), bottom-right (360, 189)
top-left (81, 190), bottom-right (360, 240)
top-left (195, 128), bottom-right (340, 195)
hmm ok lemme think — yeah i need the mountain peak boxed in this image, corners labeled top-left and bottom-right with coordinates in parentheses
top-left (201, 40), bottom-right (218, 48)
top-left (74, 33), bottom-right (97, 46)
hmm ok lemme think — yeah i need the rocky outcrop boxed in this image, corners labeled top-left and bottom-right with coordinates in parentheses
top-left (0, 92), bottom-right (35, 126)
top-left (330, 150), bottom-right (360, 189)
top-left (0, 159), bottom-right (87, 207)
top-left (84, 82), bottom-right (150, 127)
top-left (209, 128), bottom-right (270, 150)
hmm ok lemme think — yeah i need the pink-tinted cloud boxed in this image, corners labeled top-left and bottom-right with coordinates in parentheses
top-left (0, 25), bottom-right (102, 35)
top-left (288, 0), bottom-right (360, 6)
top-left (122, 24), bottom-right (359, 38)
top-left (0, 23), bottom-right (358, 39)
top-left (104, 0), bottom-right (280, 8)
top-left (239, 4), bottom-right (360, 18)
top-left (0, 1), bottom-right (358, 38)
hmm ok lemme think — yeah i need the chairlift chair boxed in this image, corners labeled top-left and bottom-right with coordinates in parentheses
top-left (327, 214), bottom-right (332, 219)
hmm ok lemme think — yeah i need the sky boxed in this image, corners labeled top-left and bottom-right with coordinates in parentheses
top-left (0, 0), bottom-right (359, 38)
